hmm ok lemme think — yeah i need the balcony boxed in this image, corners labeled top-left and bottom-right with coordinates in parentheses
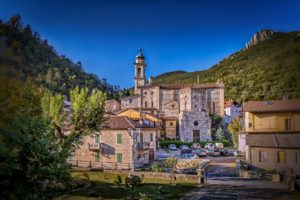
top-left (88, 143), bottom-right (101, 151)
top-left (137, 142), bottom-right (150, 150)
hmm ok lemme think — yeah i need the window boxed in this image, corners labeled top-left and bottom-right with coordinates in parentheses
top-left (145, 101), bottom-right (148, 108)
top-left (150, 133), bottom-right (153, 142)
top-left (213, 102), bottom-right (216, 113)
top-left (296, 152), bottom-right (300, 164)
top-left (249, 122), bottom-right (253, 128)
top-left (140, 133), bottom-right (143, 143)
top-left (95, 152), bottom-right (100, 162)
top-left (170, 122), bottom-right (173, 126)
top-left (171, 104), bottom-right (175, 108)
top-left (117, 153), bottom-right (123, 163)
top-left (117, 133), bottom-right (122, 144)
top-left (194, 121), bottom-right (199, 126)
top-left (151, 101), bottom-right (154, 107)
top-left (259, 151), bottom-right (268, 162)
top-left (129, 98), bottom-right (132, 103)
top-left (285, 118), bottom-right (292, 131)
top-left (278, 151), bottom-right (286, 163)
top-left (137, 67), bottom-right (141, 77)
top-left (95, 134), bottom-right (100, 143)
top-left (144, 91), bottom-right (147, 95)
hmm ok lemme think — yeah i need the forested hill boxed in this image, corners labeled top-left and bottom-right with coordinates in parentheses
top-left (0, 15), bottom-right (128, 98)
top-left (153, 30), bottom-right (300, 103)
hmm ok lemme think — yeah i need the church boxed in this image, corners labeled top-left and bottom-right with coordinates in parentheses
top-left (110, 49), bottom-right (224, 142)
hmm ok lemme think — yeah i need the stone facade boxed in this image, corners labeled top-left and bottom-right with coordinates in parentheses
top-left (119, 49), bottom-right (224, 142)
top-left (69, 116), bottom-right (157, 169)
top-left (105, 99), bottom-right (121, 113)
top-left (179, 111), bottom-right (211, 142)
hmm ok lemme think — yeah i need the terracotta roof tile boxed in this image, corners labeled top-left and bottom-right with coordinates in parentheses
top-left (101, 116), bottom-right (156, 130)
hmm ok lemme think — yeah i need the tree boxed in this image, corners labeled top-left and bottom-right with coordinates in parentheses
top-left (228, 117), bottom-right (242, 148)
top-left (0, 80), bottom-right (106, 199)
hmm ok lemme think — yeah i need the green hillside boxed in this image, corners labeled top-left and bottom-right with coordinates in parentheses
top-left (153, 31), bottom-right (300, 102)
top-left (0, 15), bottom-right (128, 98)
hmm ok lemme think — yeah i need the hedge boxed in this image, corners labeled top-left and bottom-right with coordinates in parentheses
top-left (158, 139), bottom-right (230, 149)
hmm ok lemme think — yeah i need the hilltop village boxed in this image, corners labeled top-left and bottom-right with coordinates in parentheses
top-left (69, 49), bottom-right (300, 190)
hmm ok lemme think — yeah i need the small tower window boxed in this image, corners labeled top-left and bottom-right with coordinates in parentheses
top-left (137, 67), bottom-right (141, 77)
top-left (145, 101), bottom-right (148, 108)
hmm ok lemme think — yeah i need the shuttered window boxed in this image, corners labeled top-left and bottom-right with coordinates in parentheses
top-left (117, 153), bottom-right (123, 163)
top-left (259, 151), bottom-right (268, 162)
top-left (278, 151), bottom-right (286, 163)
top-left (95, 134), bottom-right (100, 143)
top-left (95, 152), bottom-right (100, 162)
top-left (117, 133), bottom-right (122, 144)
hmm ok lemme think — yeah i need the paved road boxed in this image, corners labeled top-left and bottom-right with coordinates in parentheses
top-left (181, 157), bottom-right (297, 200)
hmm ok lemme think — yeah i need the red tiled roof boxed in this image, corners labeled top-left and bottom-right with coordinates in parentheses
top-left (101, 116), bottom-right (156, 130)
top-left (243, 99), bottom-right (300, 113)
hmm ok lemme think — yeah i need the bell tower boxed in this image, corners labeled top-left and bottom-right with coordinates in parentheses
top-left (134, 48), bottom-right (146, 94)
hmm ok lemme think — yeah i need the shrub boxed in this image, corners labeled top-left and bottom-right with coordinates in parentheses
top-left (125, 175), bottom-right (142, 187)
top-left (164, 157), bottom-right (177, 168)
top-left (151, 162), bottom-right (163, 172)
top-left (159, 140), bottom-right (193, 148)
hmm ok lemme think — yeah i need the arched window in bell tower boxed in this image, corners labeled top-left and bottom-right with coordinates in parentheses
top-left (137, 67), bottom-right (141, 77)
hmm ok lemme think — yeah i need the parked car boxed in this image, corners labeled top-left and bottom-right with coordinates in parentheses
top-left (181, 153), bottom-right (197, 159)
top-left (220, 149), bottom-right (230, 156)
top-left (228, 150), bottom-right (235, 156)
top-left (206, 149), bottom-right (214, 156)
top-left (215, 142), bottom-right (224, 149)
top-left (234, 150), bottom-right (243, 157)
top-left (180, 148), bottom-right (193, 155)
top-left (180, 144), bottom-right (190, 150)
top-left (195, 149), bottom-right (207, 157)
top-left (212, 149), bottom-right (221, 157)
top-left (168, 144), bottom-right (177, 151)
top-left (205, 143), bottom-right (214, 150)
top-left (192, 143), bottom-right (201, 149)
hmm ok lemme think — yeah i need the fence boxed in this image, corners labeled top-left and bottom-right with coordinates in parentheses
top-left (67, 160), bottom-right (132, 170)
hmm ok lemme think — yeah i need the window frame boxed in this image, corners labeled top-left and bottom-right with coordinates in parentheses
top-left (117, 153), bottom-right (123, 163)
top-left (117, 133), bottom-right (122, 144)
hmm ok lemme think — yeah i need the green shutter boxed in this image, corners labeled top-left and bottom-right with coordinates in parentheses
top-left (117, 133), bottom-right (122, 144)
top-left (117, 153), bottom-right (123, 163)
top-left (95, 152), bottom-right (100, 162)
top-left (95, 134), bottom-right (100, 143)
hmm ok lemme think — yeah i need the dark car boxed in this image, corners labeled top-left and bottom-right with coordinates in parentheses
top-left (180, 148), bottom-right (193, 155)
top-left (220, 149), bottom-right (230, 156)
top-left (212, 149), bottom-right (220, 157)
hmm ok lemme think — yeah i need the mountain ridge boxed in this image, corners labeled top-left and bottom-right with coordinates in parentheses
top-left (153, 30), bottom-right (300, 102)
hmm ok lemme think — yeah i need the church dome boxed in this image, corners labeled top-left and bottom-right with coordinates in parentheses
top-left (136, 48), bottom-right (144, 59)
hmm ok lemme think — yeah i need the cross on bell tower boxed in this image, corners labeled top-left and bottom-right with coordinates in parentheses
top-left (134, 48), bottom-right (146, 94)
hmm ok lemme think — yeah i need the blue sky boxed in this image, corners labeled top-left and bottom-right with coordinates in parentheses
top-left (1, 0), bottom-right (300, 88)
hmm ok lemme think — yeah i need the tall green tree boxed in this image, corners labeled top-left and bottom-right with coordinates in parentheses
top-left (0, 79), bottom-right (106, 199)
top-left (228, 117), bottom-right (243, 148)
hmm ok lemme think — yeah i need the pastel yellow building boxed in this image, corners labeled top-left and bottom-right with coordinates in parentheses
top-left (243, 99), bottom-right (300, 176)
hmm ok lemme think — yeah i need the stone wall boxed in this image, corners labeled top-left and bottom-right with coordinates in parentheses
top-left (179, 111), bottom-right (211, 142)
top-left (121, 95), bottom-right (141, 109)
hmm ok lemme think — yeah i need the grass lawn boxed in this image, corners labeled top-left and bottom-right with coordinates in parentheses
top-left (55, 171), bottom-right (197, 200)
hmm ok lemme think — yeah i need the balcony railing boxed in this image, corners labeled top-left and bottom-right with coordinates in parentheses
top-left (88, 143), bottom-right (101, 151)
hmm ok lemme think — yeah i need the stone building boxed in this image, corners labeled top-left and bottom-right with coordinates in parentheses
top-left (105, 99), bottom-right (121, 113)
top-left (119, 49), bottom-right (225, 142)
top-left (243, 99), bottom-right (300, 176)
top-left (68, 116), bottom-right (157, 169)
